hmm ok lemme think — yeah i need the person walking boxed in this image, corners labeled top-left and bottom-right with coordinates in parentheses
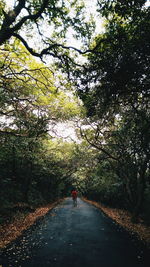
top-left (71, 189), bottom-right (78, 207)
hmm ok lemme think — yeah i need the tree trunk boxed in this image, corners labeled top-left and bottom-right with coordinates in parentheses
top-left (132, 164), bottom-right (147, 222)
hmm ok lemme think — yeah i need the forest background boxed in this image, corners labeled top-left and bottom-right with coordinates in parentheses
top-left (0, 0), bottom-right (150, 233)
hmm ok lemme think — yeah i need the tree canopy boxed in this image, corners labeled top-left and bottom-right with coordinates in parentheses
top-left (0, 0), bottom-right (95, 66)
top-left (0, 0), bottom-right (150, 224)
top-left (76, 0), bottom-right (150, 219)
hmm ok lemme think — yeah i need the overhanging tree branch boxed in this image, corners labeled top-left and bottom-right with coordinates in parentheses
top-left (0, 0), bottom-right (99, 64)
top-left (80, 127), bottom-right (120, 161)
top-left (12, 33), bottom-right (55, 59)
top-left (0, 0), bottom-right (49, 46)
top-left (12, 33), bottom-right (93, 66)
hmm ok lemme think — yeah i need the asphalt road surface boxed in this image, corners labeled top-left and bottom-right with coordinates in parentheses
top-left (0, 198), bottom-right (149, 267)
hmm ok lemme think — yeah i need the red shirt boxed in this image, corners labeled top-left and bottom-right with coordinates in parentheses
top-left (71, 190), bottom-right (77, 199)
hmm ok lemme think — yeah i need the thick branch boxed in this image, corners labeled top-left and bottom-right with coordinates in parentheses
top-left (2, 0), bottom-right (26, 27)
top-left (11, 0), bottom-right (49, 32)
top-left (0, 0), bottom-right (49, 46)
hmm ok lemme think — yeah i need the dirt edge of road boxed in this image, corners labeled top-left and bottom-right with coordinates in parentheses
top-left (83, 198), bottom-right (150, 248)
top-left (0, 199), bottom-right (64, 249)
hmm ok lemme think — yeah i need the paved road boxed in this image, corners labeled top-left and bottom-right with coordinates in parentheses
top-left (0, 198), bottom-right (149, 267)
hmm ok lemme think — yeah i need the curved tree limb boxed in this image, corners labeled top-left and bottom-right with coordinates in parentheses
top-left (80, 127), bottom-right (120, 161)
top-left (0, 0), bottom-right (49, 46)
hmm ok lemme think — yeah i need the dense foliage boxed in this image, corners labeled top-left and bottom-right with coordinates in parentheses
top-left (0, 0), bottom-right (150, 225)
top-left (77, 0), bottom-right (150, 221)
top-left (0, 41), bottom-right (83, 221)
